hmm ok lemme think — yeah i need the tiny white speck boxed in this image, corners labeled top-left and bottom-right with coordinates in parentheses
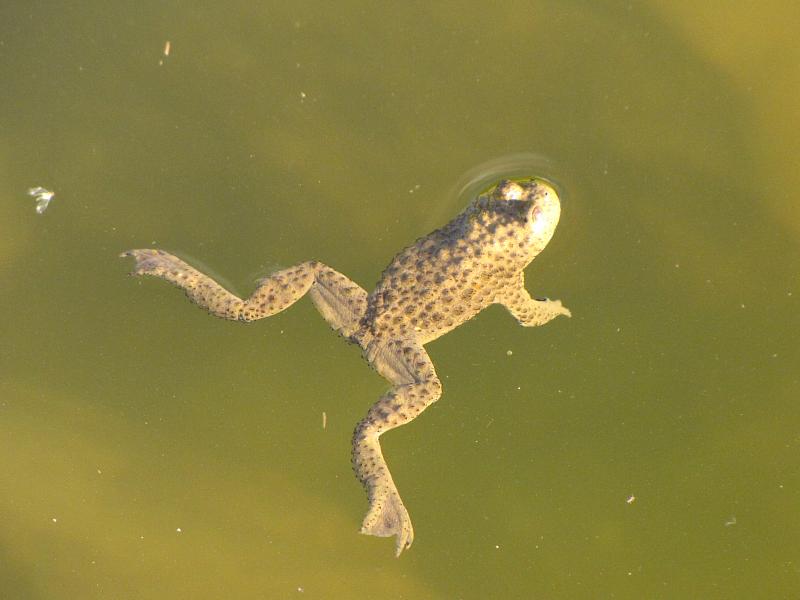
top-left (506, 350), bottom-right (513, 356)
top-left (300, 91), bottom-right (306, 99)
top-left (51, 517), bottom-right (58, 523)
top-left (626, 495), bottom-right (636, 504)
top-left (494, 544), bottom-right (500, 549)
top-left (176, 528), bottom-right (182, 533)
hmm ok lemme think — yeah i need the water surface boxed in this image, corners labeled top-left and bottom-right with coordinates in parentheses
top-left (1, 1), bottom-right (798, 598)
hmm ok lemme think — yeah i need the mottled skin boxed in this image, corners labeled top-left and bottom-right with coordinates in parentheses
top-left (121, 177), bottom-right (570, 556)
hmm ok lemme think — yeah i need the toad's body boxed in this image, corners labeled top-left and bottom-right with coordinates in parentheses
top-left (122, 178), bottom-right (570, 556)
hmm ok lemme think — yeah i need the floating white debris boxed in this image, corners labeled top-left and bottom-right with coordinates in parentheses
top-left (626, 495), bottom-right (636, 504)
top-left (159, 40), bottom-right (171, 66)
top-left (28, 186), bottom-right (55, 214)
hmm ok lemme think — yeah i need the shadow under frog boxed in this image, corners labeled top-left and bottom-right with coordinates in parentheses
top-left (121, 178), bottom-right (571, 556)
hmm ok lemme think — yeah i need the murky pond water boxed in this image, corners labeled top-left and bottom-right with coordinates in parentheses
top-left (1, 1), bottom-right (798, 598)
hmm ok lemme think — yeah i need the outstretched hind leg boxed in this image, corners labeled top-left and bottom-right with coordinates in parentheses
top-left (353, 340), bottom-right (442, 556)
top-left (121, 249), bottom-right (367, 335)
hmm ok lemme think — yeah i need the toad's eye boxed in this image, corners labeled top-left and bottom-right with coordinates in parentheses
top-left (490, 179), bottom-right (525, 201)
top-left (501, 182), bottom-right (524, 200)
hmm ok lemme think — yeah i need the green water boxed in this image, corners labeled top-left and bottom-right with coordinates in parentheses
top-left (2, 1), bottom-right (798, 598)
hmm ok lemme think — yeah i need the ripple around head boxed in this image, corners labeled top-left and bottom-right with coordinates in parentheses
top-left (422, 153), bottom-right (569, 232)
top-left (452, 153), bottom-right (567, 205)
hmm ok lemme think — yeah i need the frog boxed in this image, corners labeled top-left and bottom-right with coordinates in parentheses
top-left (121, 177), bottom-right (571, 556)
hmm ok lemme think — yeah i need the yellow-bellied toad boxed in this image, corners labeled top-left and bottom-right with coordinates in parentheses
top-left (121, 177), bottom-right (571, 556)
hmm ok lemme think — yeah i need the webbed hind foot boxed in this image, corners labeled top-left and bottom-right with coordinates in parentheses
top-left (360, 488), bottom-right (415, 557)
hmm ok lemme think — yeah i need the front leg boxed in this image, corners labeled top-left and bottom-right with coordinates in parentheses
top-left (499, 280), bottom-right (571, 327)
top-left (352, 341), bottom-right (442, 556)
